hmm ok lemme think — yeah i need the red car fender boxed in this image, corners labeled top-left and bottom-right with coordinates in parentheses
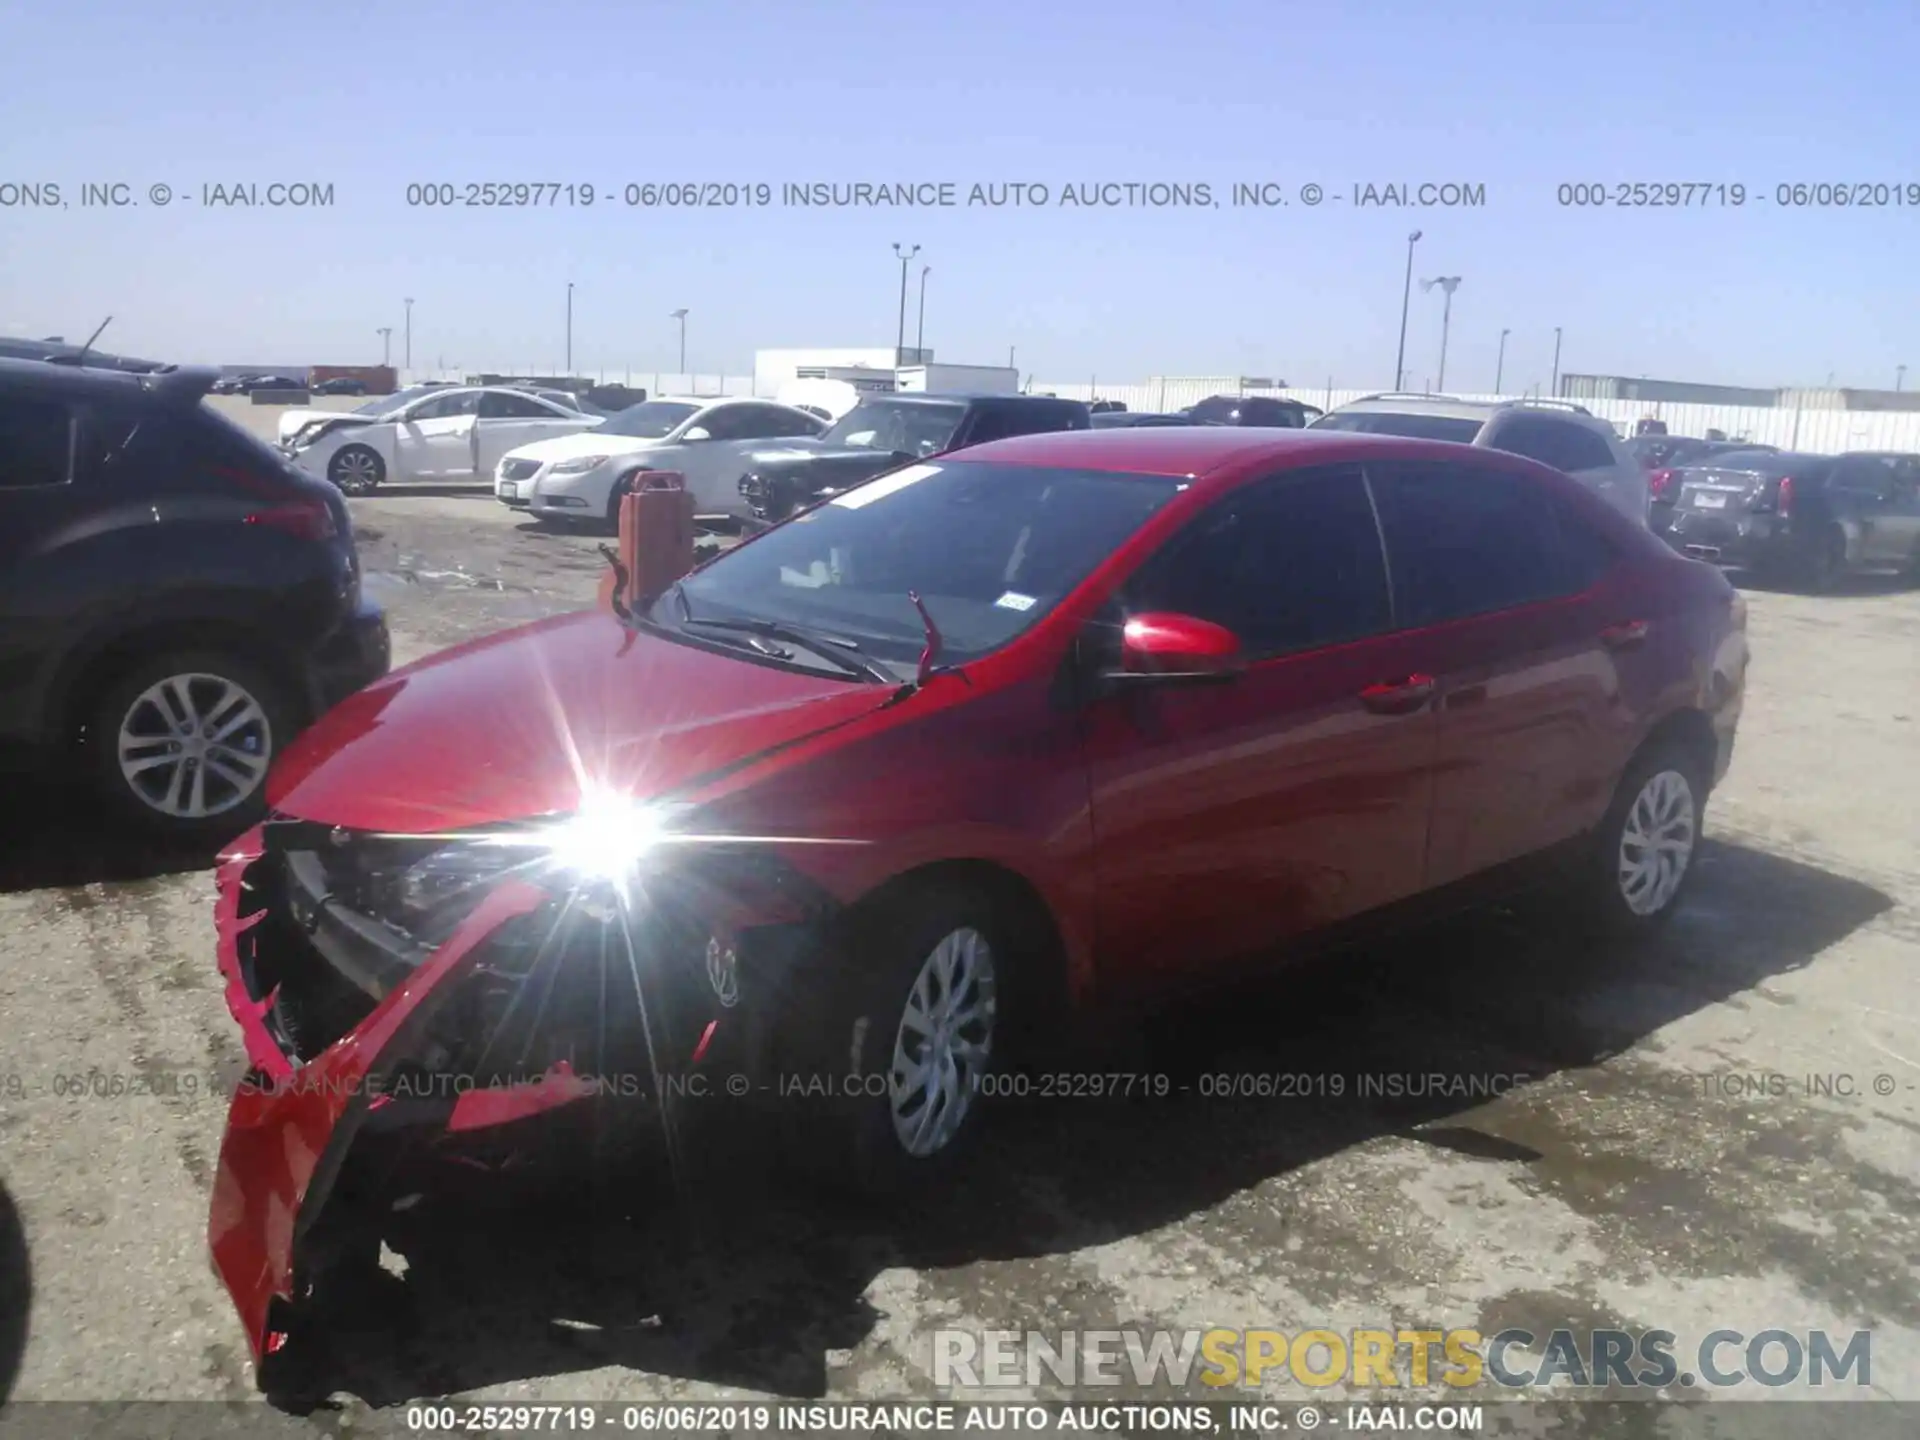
top-left (208, 829), bottom-right (550, 1364)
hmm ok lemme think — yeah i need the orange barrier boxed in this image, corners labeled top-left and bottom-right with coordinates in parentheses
top-left (601, 471), bottom-right (696, 615)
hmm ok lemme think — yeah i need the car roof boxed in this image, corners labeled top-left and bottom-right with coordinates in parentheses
top-left (860, 391), bottom-right (1076, 405)
top-left (950, 424), bottom-right (1521, 482)
top-left (1330, 393), bottom-right (1607, 428)
top-left (0, 354), bottom-right (220, 404)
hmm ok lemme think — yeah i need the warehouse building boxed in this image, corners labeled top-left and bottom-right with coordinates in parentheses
top-left (1560, 372), bottom-right (1920, 412)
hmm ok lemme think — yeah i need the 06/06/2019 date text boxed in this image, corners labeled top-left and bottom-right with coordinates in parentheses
top-left (1558, 182), bottom-right (1920, 208)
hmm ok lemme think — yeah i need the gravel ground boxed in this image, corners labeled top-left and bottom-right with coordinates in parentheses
top-left (1, 492), bottom-right (1917, 1432)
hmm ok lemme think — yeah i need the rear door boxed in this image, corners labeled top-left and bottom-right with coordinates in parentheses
top-left (0, 390), bottom-right (96, 738)
top-left (1883, 458), bottom-right (1920, 565)
top-left (1823, 455), bottom-right (1904, 563)
top-left (1084, 463), bottom-right (1438, 990)
top-left (1365, 458), bottom-right (1626, 887)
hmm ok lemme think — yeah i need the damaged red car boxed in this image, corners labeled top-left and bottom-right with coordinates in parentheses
top-left (208, 427), bottom-right (1747, 1382)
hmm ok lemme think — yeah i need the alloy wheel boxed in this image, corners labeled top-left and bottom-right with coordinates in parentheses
top-left (888, 926), bottom-right (997, 1158)
top-left (115, 672), bottom-right (273, 819)
top-left (332, 449), bottom-right (381, 494)
top-left (1616, 769), bottom-right (1696, 916)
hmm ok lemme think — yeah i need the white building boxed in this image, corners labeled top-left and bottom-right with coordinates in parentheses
top-left (753, 347), bottom-right (930, 398)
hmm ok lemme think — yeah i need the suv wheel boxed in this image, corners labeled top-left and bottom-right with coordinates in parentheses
top-left (88, 650), bottom-right (293, 841)
top-left (328, 445), bottom-right (385, 495)
top-left (1803, 527), bottom-right (1847, 592)
top-left (1579, 741), bottom-right (1707, 935)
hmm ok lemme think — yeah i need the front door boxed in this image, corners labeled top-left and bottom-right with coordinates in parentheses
top-left (1083, 463), bottom-right (1439, 996)
top-left (393, 390), bottom-right (480, 478)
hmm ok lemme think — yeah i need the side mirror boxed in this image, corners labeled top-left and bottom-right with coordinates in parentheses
top-left (1102, 613), bottom-right (1245, 686)
top-left (681, 427), bottom-right (712, 442)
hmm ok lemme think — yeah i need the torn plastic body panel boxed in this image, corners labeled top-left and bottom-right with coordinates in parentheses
top-left (208, 816), bottom-right (841, 1375)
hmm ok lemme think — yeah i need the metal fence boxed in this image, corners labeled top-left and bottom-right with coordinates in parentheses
top-left (1035, 378), bottom-right (1920, 455)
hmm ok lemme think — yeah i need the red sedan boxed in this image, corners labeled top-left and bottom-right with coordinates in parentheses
top-left (207, 426), bottom-right (1747, 1379)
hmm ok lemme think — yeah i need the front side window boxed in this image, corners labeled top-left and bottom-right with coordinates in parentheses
top-left (407, 390), bottom-right (480, 422)
top-left (666, 460), bottom-right (1183, 669)
top-left (479, 391), bottom-right (563, 419)
top-left (1122, 465), bottom-right (1393, 656)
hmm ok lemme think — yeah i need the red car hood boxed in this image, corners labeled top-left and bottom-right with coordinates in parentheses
top-left (267, 608), bottom-right (892, 832)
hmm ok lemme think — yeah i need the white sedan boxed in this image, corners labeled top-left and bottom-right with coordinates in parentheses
top-left (283, 386), bottom-right (603, 494)
top-left (494, 396), bottom-right (825, 524)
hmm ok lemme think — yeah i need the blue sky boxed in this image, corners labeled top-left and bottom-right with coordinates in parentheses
top-left (2, 0), bottom-right (1916, 390)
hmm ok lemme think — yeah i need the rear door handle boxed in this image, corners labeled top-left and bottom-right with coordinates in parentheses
top-left (1600, 620), bottom-right (1649, 651)
top-left (1358, 674), bottom-right (1436, 715)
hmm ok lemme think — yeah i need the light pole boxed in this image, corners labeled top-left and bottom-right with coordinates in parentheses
top-left (671, 309), bottom-right (688, 376)
top-left (1551, 326), bottom-right (1563, 395)
top-left (565, 283), bottom-right (574, 374)
top-left (403, 298), bottom-right (414, 374)
top-left (377, 327), bottom-right (392, 366)
top-left (1495, 327), bottom-right (1510, 394)
top-left (892, 243), bottom-right (920, 361)
top-left (1393, 230), bottom-right (1422, 389)
top-left (916, 265), bottom-right (931, 356)
top-left (1898, 364), bottom-right (1907, 392)
top-left (1420, 276), bottom-right (1462, 392)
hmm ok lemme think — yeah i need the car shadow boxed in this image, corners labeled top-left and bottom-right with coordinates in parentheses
top-left (0, 774), bottom-right (217, 893)
top-left (278, 834), bottom-right (1895, 1409)
top-left (0, 1179), bottom-right (28, 1403)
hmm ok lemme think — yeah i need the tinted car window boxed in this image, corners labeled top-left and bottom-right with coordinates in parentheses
top-left (0, 397), bottom-right (73, 488)
top-left (1826, 456), bottom-right (1896, 495)
top-left (1368, 462), bottom-right (1590, 625)
top-left (1494, 416), bottom-right (1616, 473)
top-left (1311, 410), bottom-right (1485, 444)
top-left (670, 460), bottom-right (1183, 668)
top-left (727, 404), bottom-right (822, 440)
top-left (1122, 466), bottom-right (1392, 656)
top-left (965, 404), bottom-right (1074, 445)
top-left (479, 391), bottom-right (562, 419)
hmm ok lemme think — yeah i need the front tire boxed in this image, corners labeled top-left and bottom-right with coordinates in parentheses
top-left (1579, 742), bottom-right (1707, 936)
top-left (779, 885), bottom-right (1014, 1197)
top-left (328, 445), bottom-right (385, 495)
top-left (86, 649), bottom-right (295, 842)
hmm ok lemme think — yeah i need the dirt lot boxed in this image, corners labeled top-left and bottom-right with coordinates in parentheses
top-left (1, 492), bottom-right (1917, 1425)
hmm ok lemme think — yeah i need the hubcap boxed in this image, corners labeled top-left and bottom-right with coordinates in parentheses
top-left (116, 673), bottom-right (272, 819)
top-left (1617, 769), bottom-right (1696, 916)
top-left (335, 451), bottom-right (379, 491)
top-left (889, 926), bottom-right (997, 1158)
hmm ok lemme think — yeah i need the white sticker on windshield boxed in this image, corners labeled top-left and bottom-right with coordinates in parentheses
top-left (995, 591), bottom-right (1038, 612)
top-left (831, 463), bottom-right (942, 509)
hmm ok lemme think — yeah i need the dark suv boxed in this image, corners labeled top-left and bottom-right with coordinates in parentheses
top-left (0, 356), bottom-right (390, 839)
top-left (1666, 449), bottom-right (1920, 588)
top-left (1184, 394), bottom-right (1325, 427)
top-left (736, 392), bottom-right (1091, 524)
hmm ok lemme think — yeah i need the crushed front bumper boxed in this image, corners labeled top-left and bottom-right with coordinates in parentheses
top-left (207, 820), bottom-right (828, 1374)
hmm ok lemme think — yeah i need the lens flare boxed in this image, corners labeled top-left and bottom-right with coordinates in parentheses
top-left (539, 786), bottom-right (672, 882)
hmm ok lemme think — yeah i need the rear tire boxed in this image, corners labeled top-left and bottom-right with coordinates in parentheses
top-left (1802, 526), bottom-right (1847, 592)
top-left (85, 649), bottom-right (295, 843)
top-left (1576, 740), bottom-right (1708, 937)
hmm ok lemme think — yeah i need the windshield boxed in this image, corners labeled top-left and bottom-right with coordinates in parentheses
top-left (820, 399), bottom-right (965, 455)
top-left (595, 401), bottom-right (702, 438)
top-left (662, 460), bottom-right (1183, 670)
top-left (1310, 410), bottom-right (1484, 443)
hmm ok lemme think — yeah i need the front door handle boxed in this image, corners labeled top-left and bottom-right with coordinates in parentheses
top-left (1358, 674), bottom-right (1436, 715)
top-left (1601, 620), bottom-right (1649, 651)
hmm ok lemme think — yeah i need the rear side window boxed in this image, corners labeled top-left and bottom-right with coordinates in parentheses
top-left (1122, 465), bottom-right (1392, 657)
top-left (1492, 416), bottom-right (1616, 473)
top-left (1367, 461), bottom-right (1596, 626)
top-left (1826, 456), bottom-right (1896, 495)
top-left (966, 405), bottom-right (1079, 444)
top-left (479, 391), bottom-right (563, 419)
top-left (0, 396), bottom-right (73, 488)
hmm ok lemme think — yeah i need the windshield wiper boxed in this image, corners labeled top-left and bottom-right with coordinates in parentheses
top-left (680, 616), bottom-right (895, 685)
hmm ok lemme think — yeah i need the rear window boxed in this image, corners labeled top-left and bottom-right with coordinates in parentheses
top-left (1311, 410), bottom-right (1484, 444)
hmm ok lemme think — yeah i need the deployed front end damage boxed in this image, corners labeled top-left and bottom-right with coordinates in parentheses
top-left (207, 807), bottom-right (839, 1380)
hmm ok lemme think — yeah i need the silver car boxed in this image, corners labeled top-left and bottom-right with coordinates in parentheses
top-left (1312, 394), bottom-right (1651, 526)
